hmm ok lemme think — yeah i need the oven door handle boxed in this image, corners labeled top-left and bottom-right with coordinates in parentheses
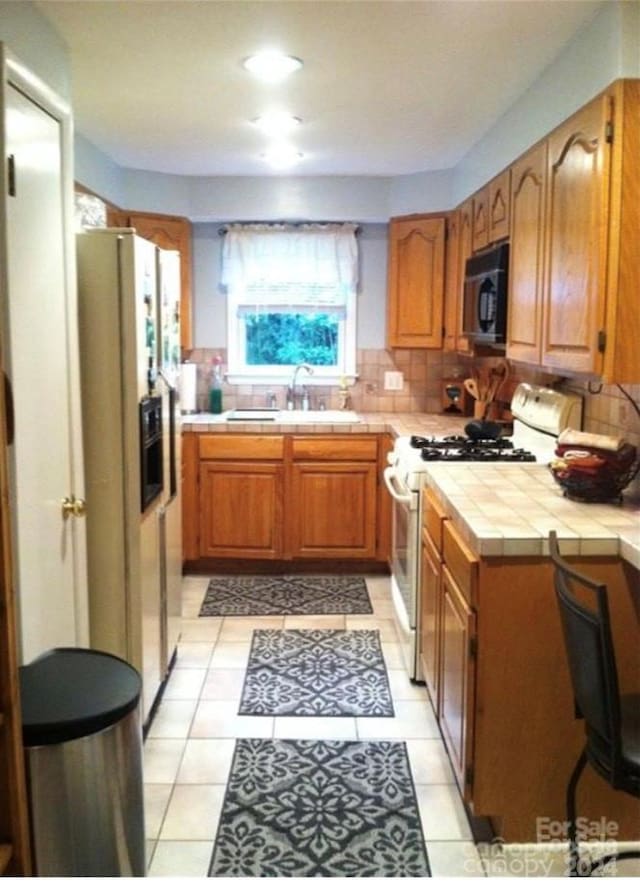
top-left (383, 466), bottom-right (414, 506)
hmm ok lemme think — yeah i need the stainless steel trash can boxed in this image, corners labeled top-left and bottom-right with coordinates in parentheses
top-left (19, 647), bottom-right (145, 877)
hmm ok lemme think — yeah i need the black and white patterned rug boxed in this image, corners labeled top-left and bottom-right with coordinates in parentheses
top-left (199, 575), bottom-right (373, 616)
top-left (209, 738), bottom-right (430, 877)
top-left (239, 629), bottom-right (394, 717)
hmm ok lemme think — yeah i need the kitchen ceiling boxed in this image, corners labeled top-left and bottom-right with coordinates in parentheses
top-left (37, 0), bottom-right (603, 177)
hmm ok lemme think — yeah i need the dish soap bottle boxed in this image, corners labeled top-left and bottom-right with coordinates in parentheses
top-left (209, 356), bottom-right (223, 414)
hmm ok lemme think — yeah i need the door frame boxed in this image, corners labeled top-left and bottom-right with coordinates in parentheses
top-left (0, 44), bottom-right (89, 649)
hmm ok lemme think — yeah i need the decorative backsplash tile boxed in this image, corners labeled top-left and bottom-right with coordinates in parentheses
top-left (181, 347), bottom-right (466, 415)
top-left (182, 346), bottom-right (640, 497)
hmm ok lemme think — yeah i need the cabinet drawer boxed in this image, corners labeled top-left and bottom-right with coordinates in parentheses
top-left (291, 436), bottom-right (378, 461)
top-left (443, 520), bottom-right (478, 607)
top-left (422, 487), bottom-right (448, 553)
top-left (198, 434), bottom-right (284, 460)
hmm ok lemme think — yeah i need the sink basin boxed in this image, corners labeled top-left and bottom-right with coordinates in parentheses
top-left (225, 408), bottom-right (280, 421)
top-left (224, 408), bottom-right (360, 424)
top-left (279, 410), bottom-right (360, 424)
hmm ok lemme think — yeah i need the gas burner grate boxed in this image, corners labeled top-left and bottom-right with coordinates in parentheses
top-left (419, 445), bottom-right (537, 463)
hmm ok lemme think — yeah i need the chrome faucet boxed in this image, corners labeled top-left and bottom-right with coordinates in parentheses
top-left (288, 363), bottom-right (314, 410)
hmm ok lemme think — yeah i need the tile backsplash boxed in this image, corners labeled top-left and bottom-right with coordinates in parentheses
top-left (182, 347), bottom-right (467, 415)
top-left (182, 347), bottom-right (640, 494)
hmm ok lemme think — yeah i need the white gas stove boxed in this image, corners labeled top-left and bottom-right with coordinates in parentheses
top-left (384, 383), bottom-right (583, 681)
top-left (389, 383), bottom-right (583, 492)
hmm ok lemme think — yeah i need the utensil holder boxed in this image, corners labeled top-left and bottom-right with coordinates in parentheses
top-left (473, 400), bottom-right (487, 420)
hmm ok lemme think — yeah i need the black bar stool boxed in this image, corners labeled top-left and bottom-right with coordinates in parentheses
top-left (548, 530), bottom-right (640, 876)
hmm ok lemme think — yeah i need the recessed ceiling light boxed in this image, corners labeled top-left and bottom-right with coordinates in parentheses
top-left (252, 112), bottom-right (302, 136)
top-left (261, 143), bottom-right (304, 170)
top-left (243, 51), bottom-right (303, 83)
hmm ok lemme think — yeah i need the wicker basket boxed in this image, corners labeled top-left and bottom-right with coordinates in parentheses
top-left (549, 454), bottom-right (640, 503)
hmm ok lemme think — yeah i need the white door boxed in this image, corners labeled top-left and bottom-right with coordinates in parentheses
top-left (1, 63), bottom-right (88, 662)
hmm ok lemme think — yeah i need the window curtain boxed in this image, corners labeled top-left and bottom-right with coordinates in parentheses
top-left (221, 223), bottom-right (359, 316)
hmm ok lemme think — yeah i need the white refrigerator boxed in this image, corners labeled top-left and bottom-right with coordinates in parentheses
top-left (76, 228), bottom-right (182, 724)
top-left (156, 247), bottom-right (183, 681)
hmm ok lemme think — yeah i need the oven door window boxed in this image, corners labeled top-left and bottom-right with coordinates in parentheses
top-left (391, 496), bottom-right (417, 627)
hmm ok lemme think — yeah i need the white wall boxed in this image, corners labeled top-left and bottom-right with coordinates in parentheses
top-left (66, 0), bottom-right (638, 350)
top-left (0, 1), bottom-right (70, 101)
top-left (75, 133), bottom-right (127, 207)
top-left (192, 222), bottom-right (389, 349)
top-left (453, 0), bottom-right (640, 201)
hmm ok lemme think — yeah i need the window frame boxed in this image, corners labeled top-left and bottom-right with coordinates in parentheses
top-left (226, 290), bottom-right (357, 385)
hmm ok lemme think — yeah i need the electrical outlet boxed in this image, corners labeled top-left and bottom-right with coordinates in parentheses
top-left (384, 371), bottom-right (404, 391)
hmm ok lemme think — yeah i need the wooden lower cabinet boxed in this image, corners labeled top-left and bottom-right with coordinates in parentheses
top-left (418, 488), bottom-right (640, 842)
top-left (184, 432), bottom-right (382, 562)
top-left (289, 461), bottom-right (377, 558)
top-left (420, 528), bottom-right (442, 712)
top-left (440, 563), bottom-right (476, 801)
top-left (199, 461), bottom-right (283, 558)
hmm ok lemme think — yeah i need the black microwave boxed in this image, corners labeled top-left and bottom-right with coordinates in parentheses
top-left (463, 242), bottom-right (509, 344)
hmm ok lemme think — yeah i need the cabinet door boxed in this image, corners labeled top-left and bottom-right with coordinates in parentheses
top-left (443, 211), bottom-right (460, 352)
top-left (541, 95), bottom-right (611, 374)
top-left (289, 462), bottom-right (377, 558)
top-left (376, 433), bottom-right (393, 563)
top-left (489, 170), bottom-right (511, 244)
top-left (199, 461), bottom-right (283, 558)
top-left (387, 216), bottom-right (445, 348)
top-left (440, 564), bottom-right (476, 800)
top-left (420, 530), bottom-right (442, 713)
top-left (471, 186), bottom-right (490, 253)
top-left (127, 212), bottom-right (193, 351)
top-left (456, 200), bottom-right (473, 353)
top-left (507, 143), bottom-right (547, 364)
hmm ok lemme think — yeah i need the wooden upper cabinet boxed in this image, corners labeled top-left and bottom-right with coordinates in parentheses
top-left (602, 78), bottom-right (640, 383)
top-left (489, 169), bottom-right (511, 244)
top-left (472, 173), bottom-right (510, 254)
top-left (456, 200), bottom-right (473, 353)
top-left (386, 214), bottom-right (445, 349)
top-left (443, 210), bottom-right (460, 352)
top-left (506, 142), bottom-right (547, 365)
top-left (540, 95), bottom-right (611, 374)
top-left (471, 186), bottom-right (490, 253)
top-left (127, 212), bottom-right (193, 351)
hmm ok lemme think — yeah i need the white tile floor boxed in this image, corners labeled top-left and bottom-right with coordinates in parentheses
top-left (143, 574), bottom-right (637, 879)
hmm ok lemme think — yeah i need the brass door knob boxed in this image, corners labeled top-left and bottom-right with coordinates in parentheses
top-left (61, 496), bottom-right (87, 519)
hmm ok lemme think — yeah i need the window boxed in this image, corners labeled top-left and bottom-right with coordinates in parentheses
top-left (222, 223), bottom-right (358, 383)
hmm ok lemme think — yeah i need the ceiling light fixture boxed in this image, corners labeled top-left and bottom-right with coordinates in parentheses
top-left (252, 112), bottom-right (302, 136)
top-left (242, 51), bottom-right (303, 83)
top-left (261, 143), bottom-right (304, 170)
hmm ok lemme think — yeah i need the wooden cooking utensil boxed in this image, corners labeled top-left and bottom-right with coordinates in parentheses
top-left (464, 378), bottom-right (480, 401)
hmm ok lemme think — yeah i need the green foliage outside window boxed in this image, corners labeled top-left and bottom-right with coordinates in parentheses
top-left (245, 312), bottom-right (338, 366)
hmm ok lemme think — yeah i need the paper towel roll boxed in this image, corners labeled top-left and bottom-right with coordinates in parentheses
top-left (179, 363), bottom-right (197, 413)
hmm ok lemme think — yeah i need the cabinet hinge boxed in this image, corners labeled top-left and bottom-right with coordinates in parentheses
top-left (605, 121), bottom-right (614, 144)
top-left (465, 766), bottom-right (474, 787)
top-left (597, 330), bottom-right (607, 353)
top-left (469, 636), bottom-right (477, 660)
top-left (7, 155), bottom-right (16, 197)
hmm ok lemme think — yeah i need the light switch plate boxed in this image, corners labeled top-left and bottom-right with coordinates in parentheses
top-left (384, 370), bottom-right (404, 391)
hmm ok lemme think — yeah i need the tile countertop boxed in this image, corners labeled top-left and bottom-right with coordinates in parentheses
top-left (423, 464), bottom-right (640, 571)
top-left (181, 411), bottom-right (470, 438)
top-left (181, 411), bottom-right (639, 569)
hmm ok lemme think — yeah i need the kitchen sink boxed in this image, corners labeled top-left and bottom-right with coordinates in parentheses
top-left (224, 408), bottom-right (360, 424)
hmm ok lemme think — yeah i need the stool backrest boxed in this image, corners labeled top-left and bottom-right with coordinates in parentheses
top-left (548, 531), bottom-right (622, 776)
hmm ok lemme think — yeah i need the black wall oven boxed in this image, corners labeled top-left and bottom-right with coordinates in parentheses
top-left (463, 242), bottom-right (509, 344)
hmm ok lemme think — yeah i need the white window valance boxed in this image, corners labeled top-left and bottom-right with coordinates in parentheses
top-left (221, 223), bottom-right (359, 306)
